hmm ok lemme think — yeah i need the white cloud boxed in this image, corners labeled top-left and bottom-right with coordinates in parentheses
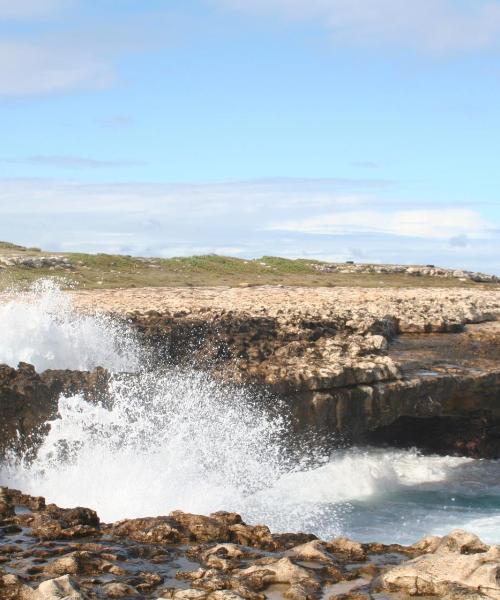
top-left (0, 177), bottom-right (497, 273)
top-left (214, 0), bottom-right (500, 54)
top-left (0, 0), bottom-right (72, 20)
top-left (269, 208), bottom-right (492, 240)
top-left (0, 177), bottom-right (389, 214)
top-left (0, 155), bottom-right (144, 169)
top-left (0, 40), bottom-right (115, 96)
top-left (0, 5), bottom-right (177, 96)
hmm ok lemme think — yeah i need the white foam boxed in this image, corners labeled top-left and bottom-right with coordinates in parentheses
top-left (2, 368), bottom-right (484, 538)
top-left (0, 280), bottom-right (139, 372)
top-left (1, 280), bottom-right (500, 544)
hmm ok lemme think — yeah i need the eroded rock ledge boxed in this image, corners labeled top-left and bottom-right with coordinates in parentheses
top-left (1, 287), bottom-right (500, 457)
top-left (72, 286), bottom-right (500, 457)
top-left (0, 364), bottom-right (109, 456)
top-left (0, 487), bottom-right (499, 599)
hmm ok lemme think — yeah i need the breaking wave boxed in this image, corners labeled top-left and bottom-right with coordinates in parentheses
top-left (1, 280), bottom-right (500, 544)
top-left (0, 280), bottom-right (139, 372)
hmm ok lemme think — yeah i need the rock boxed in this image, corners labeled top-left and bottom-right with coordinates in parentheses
top-left (410, 534), bottom-right (442, 554)
top-left (202, 544), bottom-right (245, 560)
top-left (209, 593), bottom-right (246, 600)
top-left (0, 573), bottom-right (35, 600)
top-left (237, 556), bottom-right (318, 587)
top-left (33, 575), bottom-right (86, 599)
top-left (0, 364), bottom-right (110, 457)
top-left (112, 516), bottom-right (183, 543)
top-left (44, 554), bottom-right (82, 576)
top-left (0, 487), bottom-right (14, 520)
top-left (44, 551), bottom-right (105, 576)
top-left (30, 505), bottom-right (100, 540)
top-left (228, 523), bottom-right (275, 550)
top-left (287, 541), bottom-right (335, 563)
top-left (171, 511), bottom-right (229, 542)
top-left (102, 582), bottom-right (139, 597)
top-left (379, 530), bottom-right (500, 599)
top-left (162, 591), bottom-right (208, 600)
top-left (326, 538), bottom-right (366, 561)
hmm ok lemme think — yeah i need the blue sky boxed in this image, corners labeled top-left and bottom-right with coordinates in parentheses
top-left (0, 0), bottom-right (499, 272)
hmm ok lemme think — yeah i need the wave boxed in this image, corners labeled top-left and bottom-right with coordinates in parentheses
top-left (1, 280), bottom-right (500, 544)
top-left (0, 280), bottom-right (139, 372)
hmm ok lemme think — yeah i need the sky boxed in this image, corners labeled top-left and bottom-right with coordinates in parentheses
top-left (0, 0), bottom-right (499, 273)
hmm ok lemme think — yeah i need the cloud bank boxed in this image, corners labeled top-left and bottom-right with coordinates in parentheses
top-left (0, 177), bottom-right (497, 274)
top-left (215, 0), bottom-right (500, 54)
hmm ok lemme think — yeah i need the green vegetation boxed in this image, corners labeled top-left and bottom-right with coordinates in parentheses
top-left (0, 241), bottom-right (497, 290)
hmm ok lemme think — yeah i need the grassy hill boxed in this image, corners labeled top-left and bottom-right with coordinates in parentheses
top-left (0, 242), bottom-right (497, 290)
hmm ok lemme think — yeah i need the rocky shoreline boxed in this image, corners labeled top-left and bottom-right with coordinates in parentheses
top-left (1, 286), bottom-right (500, 457)
top-left (1, 285), bottom-right (500, 598)
top-left (3, 285), bottom-right (497, 457)
top-left (1, 486), bottom-right (500, 600)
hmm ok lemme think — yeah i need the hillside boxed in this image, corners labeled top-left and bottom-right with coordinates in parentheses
top-left (0, 241), bottom-right (498, 290)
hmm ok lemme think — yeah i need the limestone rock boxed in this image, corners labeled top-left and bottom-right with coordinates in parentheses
top-left (379, 530), bottom-right (500, 599)
top-left (33, 575), bottom-right (86, 599)
top-left (30, 505), bottom-right (100, 540)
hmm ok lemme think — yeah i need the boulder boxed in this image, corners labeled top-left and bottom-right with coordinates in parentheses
top-left (379, 530), bottom-right (500, 599)
top-left (33, 575), bottom-right (87, 599)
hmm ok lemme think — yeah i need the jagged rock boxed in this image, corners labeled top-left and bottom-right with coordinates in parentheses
top-left (1, 286), bottom-right (500, 458)
top-left (0, 364), bottom-right (110, 457)
top-left (69, 286), bottom-right (500, 457)
top-left (43, 551), bottom-right (105, 576)
top-left (287, 540), bottom-right (336, 563)
top-left (0, 573), bottom-right (34, 600)
top-left (112, 516), bottom-right (183, 543)
top-left (161, 591), bottom-right (207, 600)
top-left (102, 582), bottom-right (139, 597)
top-left (29, 505), bottom-right (100, 540)
top-left (171, 511), bottom-right (230, 542)
top-left (228, 523), bottom-right (275, 550)
top-left (0, 487), bottom-right (15, 520)
top-left (326, 538), bottom-right (366, 561)
top-left (410, 534), bottom-right (442, 554)
top-left (32, 575), bottom-right (86, 599)
top-left (2, 488), bottom-right (500, 600)
top-left (236, 556), bottom-right (319, 588)
top-left (379, 530), bottom-right (500, 599)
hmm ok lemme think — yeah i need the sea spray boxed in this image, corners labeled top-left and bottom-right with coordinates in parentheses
top-left (0, 279), bottom-right (140, 372)
top-left (2, 280), bottom-right (500, 544)
top-left (2, 369), bottom-right (337, 533)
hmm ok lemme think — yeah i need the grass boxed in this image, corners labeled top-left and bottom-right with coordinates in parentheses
top-left (0, 242), bottom-right (497, 291)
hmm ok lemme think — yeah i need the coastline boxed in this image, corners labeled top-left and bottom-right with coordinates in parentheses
top-left (1, 284), bottom-right (500, 598)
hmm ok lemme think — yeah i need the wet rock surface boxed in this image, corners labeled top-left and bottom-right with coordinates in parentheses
top-left (0, 364), bottom-right (110, 457)
top-left (4, 486), bottom-right (483, 600)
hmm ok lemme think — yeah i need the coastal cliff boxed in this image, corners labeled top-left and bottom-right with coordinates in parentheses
top-left (1, 285), bottom-right (499, 458)
top-left (75, 286), bottom-right (500, 456)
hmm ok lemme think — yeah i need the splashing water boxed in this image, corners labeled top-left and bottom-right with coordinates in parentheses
top-left (0, 280), bottom-right (140, 372)
top-left (2, 369), bottom-right (336, 533)
top-left (2, 280), bottom-right (500, 545)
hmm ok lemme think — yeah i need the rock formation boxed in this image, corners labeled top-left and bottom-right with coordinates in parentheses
top-left (314, 262), bottom-right (500, 283)
top-left (0, 487), bottom-right (499, 599)
top-left (72, 286), bottom-right (500, 456)
top-left (0, 286), bottom-right (500, 457)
